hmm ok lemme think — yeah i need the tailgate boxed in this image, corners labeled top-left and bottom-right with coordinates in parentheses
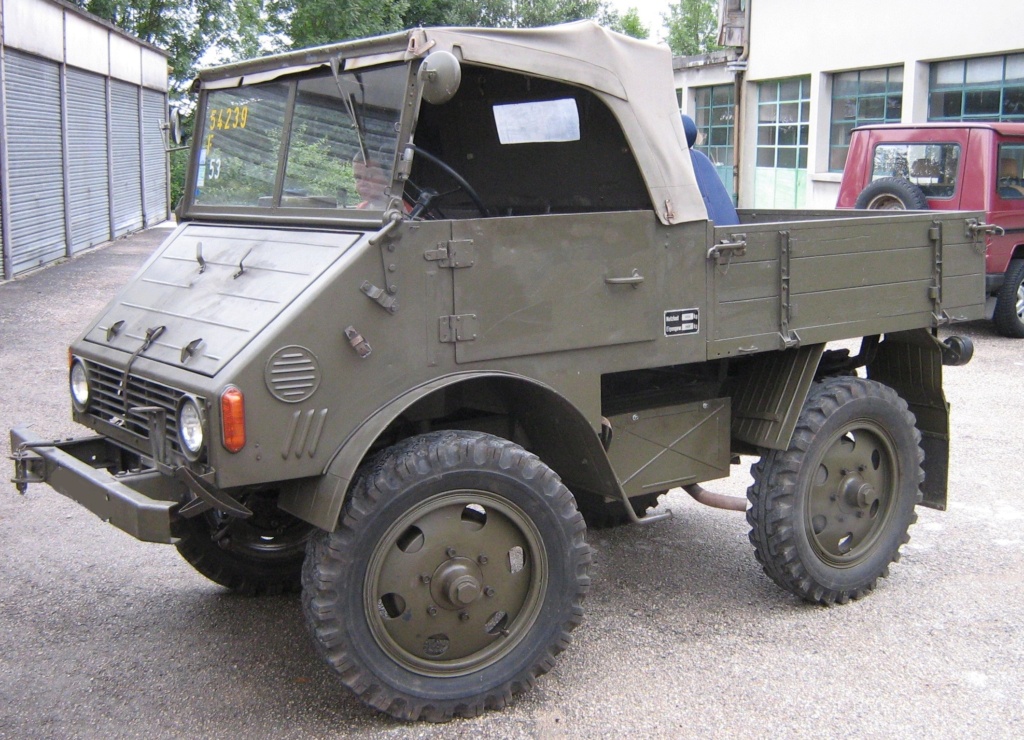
top-left (705, 211), bottom-right (986, 359)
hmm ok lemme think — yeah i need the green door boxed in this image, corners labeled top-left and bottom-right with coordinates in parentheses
top-left (449, 211), bottom-right (659, 364)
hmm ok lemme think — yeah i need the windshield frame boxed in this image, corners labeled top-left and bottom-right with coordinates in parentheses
top-left (181, 57), bottom-right (420, 227)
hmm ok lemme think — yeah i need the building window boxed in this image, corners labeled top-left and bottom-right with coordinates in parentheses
top-left (694, 84), bottom-right (735, 198)
top-left (929, 53), bottom-right (1024, 122)
top-left (755, 76), bottom-right (810, 208)
top-left (829, 66), bottom-right (903, 171)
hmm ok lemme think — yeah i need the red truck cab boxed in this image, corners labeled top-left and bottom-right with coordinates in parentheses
top-left (837, 123), bottom-right (1024, 337)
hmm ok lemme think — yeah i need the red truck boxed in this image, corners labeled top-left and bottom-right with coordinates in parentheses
top-left (837, 122), bottom-right (1024, 337)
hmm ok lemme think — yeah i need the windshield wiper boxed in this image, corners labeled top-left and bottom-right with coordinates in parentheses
top-left (329, 56), bottom-right (367, 162)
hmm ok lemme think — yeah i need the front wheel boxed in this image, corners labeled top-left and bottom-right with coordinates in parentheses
top-left (746, 377), bottom-right (923, 605)
top-left (302, 431), bottom-right (591, 721)
top-left (993, 259), bottom-right (1024, 338)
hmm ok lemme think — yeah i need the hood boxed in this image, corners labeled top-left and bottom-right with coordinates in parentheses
top-left (84, 224), bottom-right (361, 376)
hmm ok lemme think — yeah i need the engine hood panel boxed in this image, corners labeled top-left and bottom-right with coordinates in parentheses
top-left (84, 224), bottom-right (361, 376)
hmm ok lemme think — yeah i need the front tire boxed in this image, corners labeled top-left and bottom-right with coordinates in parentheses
top-left (994, 258), bottom-right (1024, 338)
top-left (302, 431), bottom-right (591, 721)
top-left (746, 377), bottom-right (923, 605)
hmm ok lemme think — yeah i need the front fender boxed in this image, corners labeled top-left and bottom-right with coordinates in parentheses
top-left (277, 371), bottom-right (620, 531)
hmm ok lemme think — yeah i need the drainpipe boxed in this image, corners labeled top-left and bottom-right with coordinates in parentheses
top-left (719, 0), bottom-right (751, 206)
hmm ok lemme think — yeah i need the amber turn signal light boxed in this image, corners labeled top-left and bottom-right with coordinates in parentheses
top-left (220, 386), bottom-right (246, 453)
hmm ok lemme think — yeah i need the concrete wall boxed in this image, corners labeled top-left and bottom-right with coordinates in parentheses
top-left (675, 0), bottom-right (1024, 209)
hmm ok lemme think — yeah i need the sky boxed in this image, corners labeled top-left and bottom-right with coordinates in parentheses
top-left (608, 0), bottom-right (675, 42)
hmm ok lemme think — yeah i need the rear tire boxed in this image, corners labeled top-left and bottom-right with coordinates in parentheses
top-left (746, 377), bottom-right (923, 605)
top-left (854, 177), bottom-right (929, 210)
top-left (993, 258), bottom-right (1024, 338)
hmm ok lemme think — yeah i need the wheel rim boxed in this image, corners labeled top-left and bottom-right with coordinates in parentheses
top-left (1015, 278), bottom-right (1024, 319)
top-left (804, 420), bottom-right (900, 567)
top-left (866, 194), bottom-right (906, 210)
top-left (365, 490), bottom-right (547, 677)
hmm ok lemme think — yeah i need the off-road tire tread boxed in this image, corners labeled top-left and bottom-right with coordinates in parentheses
top-left (302, 430), bottom-right (591, 722)
top-left (994, 258), bottom-right (1024, 338)
top-left (746, 377), bottom-right (924, 605)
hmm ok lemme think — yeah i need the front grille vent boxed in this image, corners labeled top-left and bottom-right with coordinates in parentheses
top-left (85, 362), bottom-right (186, 459)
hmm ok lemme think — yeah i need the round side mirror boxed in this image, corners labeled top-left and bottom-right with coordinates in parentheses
top-left (169, 107), bottom-right (184, 145)
top-left (419, 50), bottom-right (461, 105)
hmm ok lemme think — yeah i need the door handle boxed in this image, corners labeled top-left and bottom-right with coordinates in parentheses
top-left (605, 268), bottom-right (644, 287)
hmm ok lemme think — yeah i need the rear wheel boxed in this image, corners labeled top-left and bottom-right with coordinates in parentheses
top-left (746, 377), bottom-right (923, 605)
top-left (994, 258), bottom-right (1024, 338)
top-left (854, 177), bottom-right (929, 210)
top-left (302, 431), bottom-right (591, 721)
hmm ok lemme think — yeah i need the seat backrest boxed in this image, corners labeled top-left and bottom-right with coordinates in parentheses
top-left (681, 114), bottom-right (739, 226)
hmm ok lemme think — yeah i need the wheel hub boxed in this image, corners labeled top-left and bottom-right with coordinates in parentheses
top-left (841, 472), bottom-right (878, 510)
top-left (431, 557), bottom-right (484, 609)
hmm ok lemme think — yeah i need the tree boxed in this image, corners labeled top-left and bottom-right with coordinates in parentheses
top-left (601, 6), bottom-right (649, 39)
top-left (75, 1), bottom-right (264, 91)
top-left (278, 0), bottom-right (610, 49)
top-left (663, 0), bottom-right (721, 56)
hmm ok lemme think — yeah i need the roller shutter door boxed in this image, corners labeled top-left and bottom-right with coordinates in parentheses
top-left (110, 80), bottom-right (143, 235)
top-left (5, 50), bottom-right (66, 274)
top-left (141, 88), bottom-right (167, 225)
top-left (66, 68), bottom-right (111, 253)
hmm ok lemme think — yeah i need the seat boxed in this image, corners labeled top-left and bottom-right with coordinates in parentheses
top-left (681, 114), bottom-right (739, 226)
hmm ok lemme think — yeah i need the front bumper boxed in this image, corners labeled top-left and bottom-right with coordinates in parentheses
top-left (10, 425), bottom-right (182, 543)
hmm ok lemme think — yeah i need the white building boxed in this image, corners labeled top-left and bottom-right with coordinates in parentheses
top-left (673, 0), bottom-right (1024, 210)
top-left (0, 0), bottom-right (169, 279)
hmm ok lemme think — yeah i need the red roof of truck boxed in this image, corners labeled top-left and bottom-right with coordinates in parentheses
top-left (853, 122), bottom-right (1024, 136)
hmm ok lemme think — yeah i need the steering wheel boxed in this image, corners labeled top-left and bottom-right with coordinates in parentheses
top-left (403, 144), bottom-right (488, 218)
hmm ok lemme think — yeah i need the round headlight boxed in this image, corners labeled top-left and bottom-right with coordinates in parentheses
top-left (178, 397), bottom-right (205, 457)
top-left (70, 359), bottom-right (90, 411)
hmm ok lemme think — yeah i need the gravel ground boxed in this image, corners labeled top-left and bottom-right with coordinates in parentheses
top-left (1, 227), bottom-right (1022, 738)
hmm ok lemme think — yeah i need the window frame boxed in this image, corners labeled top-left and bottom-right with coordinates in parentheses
top-left (829, 66), bottom-right (904, 172)
top-left (928, 53), bottom-right (1024, 123)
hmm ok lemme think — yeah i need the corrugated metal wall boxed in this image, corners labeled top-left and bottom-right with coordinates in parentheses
top-left (142, 88), bottom-right (168, 226)
top-left (1, 50), bottom-right (167, 278)
top-left (110, 80), bottom-right (144, 236)
top-left (66, 67), bottom-right (111, 254)
top-left (5, 50), bottom-right (67, 274)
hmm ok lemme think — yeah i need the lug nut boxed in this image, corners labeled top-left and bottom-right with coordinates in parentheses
top-left (446, 547), bottom-right (457, 558)
top-left (478, 554), bottom-right (488, 565)
top-left (420, 574), bottom-right (431, 584)
top-left (484, 587), bottom-right (495, 597)
top-left (427, 605), bottom-right (437, 616)
top-left (459, 611), bottom-right (470, 622)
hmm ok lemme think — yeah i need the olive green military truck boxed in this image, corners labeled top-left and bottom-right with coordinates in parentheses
top-left (11, 22), bottom-right (987, 721)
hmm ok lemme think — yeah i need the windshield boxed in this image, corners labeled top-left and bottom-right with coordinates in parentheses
top-left (192, 63), bottom-right (407, 213)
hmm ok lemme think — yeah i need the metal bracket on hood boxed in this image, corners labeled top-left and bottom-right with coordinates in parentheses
top-left (361, 281), bottom-right (398, 313)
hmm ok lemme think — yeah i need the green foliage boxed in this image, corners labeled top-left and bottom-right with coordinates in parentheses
top-left (601, 6), bottom-right (649, 39)
top-left (664, 0), bottom-right (721, 56)
top-left (75, 1), bottom-right (239, 91)
top-left (278, 0), bottom-right (610, 48)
